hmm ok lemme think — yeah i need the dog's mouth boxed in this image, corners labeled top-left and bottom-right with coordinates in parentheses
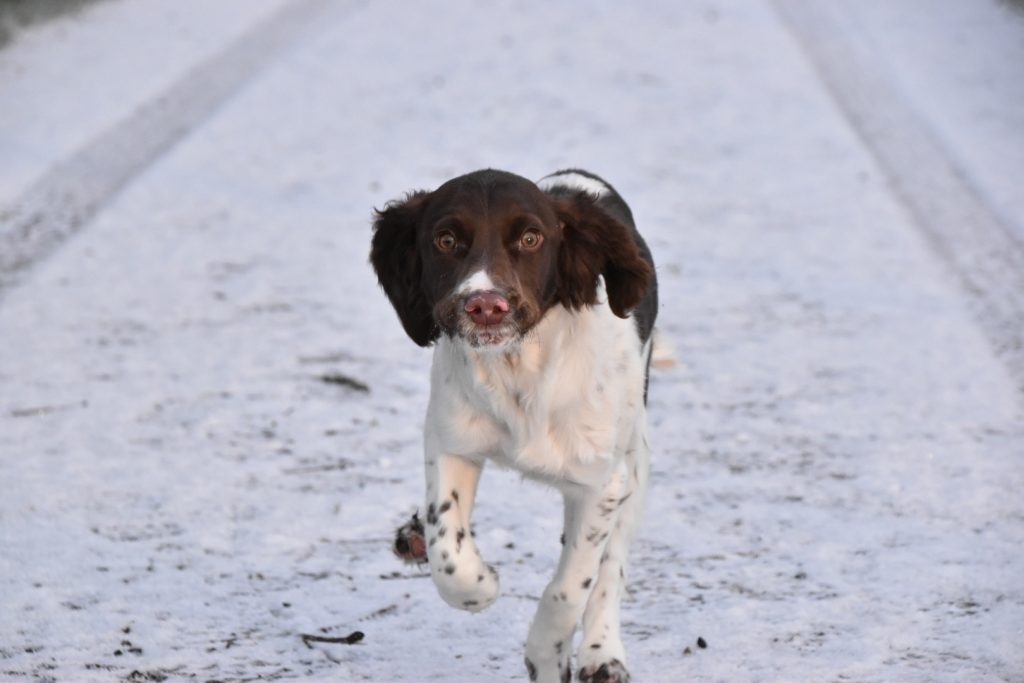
top-left (435, 290), bottom-right (539, 349)
top-left (461, 320), bottom-right (520, 348)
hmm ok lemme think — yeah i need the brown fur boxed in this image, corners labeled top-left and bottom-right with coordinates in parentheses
top-left (370, 169), bottom-right (652, 347)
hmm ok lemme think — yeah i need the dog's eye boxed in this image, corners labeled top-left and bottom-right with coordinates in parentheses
top-left (520, 229), bottom-right (543, 251)
top-left (435, 231), bottom-right (458, 252)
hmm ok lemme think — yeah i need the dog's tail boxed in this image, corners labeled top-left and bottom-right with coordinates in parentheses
top-left (650, 328), bottom-right (678, 370)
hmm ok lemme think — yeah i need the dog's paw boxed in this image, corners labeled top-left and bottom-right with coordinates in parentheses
top-left (433, 560), bottom-right (500, 612)
top-left (393, 513), bottom-right (427, 564)
top-left (578, 659), bottom-right (630, 683)
top-left (524, 655), bottom-right (571, 683)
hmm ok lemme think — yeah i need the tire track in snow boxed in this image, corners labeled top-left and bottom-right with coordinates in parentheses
top-left (0, 0), bottom-right (346, 293)
top-left (774, 0), bottom-right (1024, 397)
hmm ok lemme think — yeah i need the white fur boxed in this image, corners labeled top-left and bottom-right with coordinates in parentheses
top-left (537, 171), bottom-right (611, 197)
top-left (457, 268), bottom-right (496, 294)
top-left (420, 281), bottom-right (649, 683)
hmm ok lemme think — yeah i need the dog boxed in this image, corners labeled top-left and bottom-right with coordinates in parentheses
top-left (370, 168), bottom-right (657, 683)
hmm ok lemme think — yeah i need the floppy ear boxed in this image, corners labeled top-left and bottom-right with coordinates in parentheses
top-left (553, 192), bottom-right (653, 318)
top-left (369, 191), bottom-right (438, 346)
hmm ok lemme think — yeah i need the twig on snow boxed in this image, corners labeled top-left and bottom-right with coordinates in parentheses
top-left (300, 631), bottom-right (364, 648)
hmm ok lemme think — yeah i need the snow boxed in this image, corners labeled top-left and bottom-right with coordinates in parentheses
top-left (0, 0), bottom-right (290, 208)
top-left (1, 1), bottom-right (1022, 681)
top-left (840, 0), bottom-right (1024, 243)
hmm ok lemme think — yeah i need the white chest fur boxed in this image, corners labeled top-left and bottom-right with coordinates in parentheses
top-left (425, 296), bottom-right (647, 490)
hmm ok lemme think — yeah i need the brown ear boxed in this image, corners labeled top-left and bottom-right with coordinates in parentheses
top-left (369, 191), bottom-right (438, 346)
top-left (553, 192), bottom-right (653, 318)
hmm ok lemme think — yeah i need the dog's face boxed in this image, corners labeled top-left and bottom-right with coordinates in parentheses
top-left (370, 169), bottom-right (651, 348)
top-left (416, 173), bottom-right (563, 348)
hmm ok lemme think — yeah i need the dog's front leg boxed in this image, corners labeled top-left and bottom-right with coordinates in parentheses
top-left (577, 432), bottom-right (649, 683)
top-left (524, 462), bottom-right (629, 683)
top-left (423, 443), bottom-right (500, 612)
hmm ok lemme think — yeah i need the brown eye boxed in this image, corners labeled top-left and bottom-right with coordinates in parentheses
top-left (435, 231), bottom-right (457, 252)
top-left (520, 229), bottom-right (543, 251)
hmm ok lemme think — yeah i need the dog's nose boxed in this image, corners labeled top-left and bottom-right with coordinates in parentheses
top-left (465, 291), bottom-right (509, 326)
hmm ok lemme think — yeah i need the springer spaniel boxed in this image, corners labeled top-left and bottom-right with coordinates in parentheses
top-left (370, 168), bottom-right (657, 683)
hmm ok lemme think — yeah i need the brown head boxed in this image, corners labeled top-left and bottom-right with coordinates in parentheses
top-left (369, 169), bottom-right (652, 348)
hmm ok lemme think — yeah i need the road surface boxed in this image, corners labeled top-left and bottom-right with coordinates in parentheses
top-left (1, 1), bottom-right (1022, 681)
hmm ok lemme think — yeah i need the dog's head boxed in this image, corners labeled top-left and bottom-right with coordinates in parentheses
top-left (370, 169), bottom-right (651, 349)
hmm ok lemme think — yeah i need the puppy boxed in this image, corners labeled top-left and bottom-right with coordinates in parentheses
top-left (371, 168), bottom-right (657, 683)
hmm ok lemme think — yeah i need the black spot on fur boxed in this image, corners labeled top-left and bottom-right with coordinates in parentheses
top-left (444, 564), bottom-right (456, 575)
top-left (437, 526), bottom-right (447, 538)
top-left (451, 490), bottom-right (459, 502)
top-left (555, 641), bottom-right (563, 654)
top-left (588, 527), bottom-right (610, 545)
top-left (456, 528), bottom-right (466, 552)
top-left (477, 574), bottom-right (484, 582)
top-left (438, 500), bottom-right (452, 515)
top-left (590, 643), bottom-right (602, 649)
top-left (463, 599), bottom-right (478, 607)
top-left (525, 657), bottom-right (537, 682)
top-left (426, 503), bottom-right (437, 526)
top-left (582, 578), bottom-right (592, 589)
top-left (560, 533), bottom-right (565, 546)
top-left (581, 660), bottom-right (623, 683)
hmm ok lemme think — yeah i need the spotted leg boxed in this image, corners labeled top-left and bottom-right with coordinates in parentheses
top-left (423, 448), bottom-right (499, 612)
top-left (524, 462), bottom-right (630, 683)
top-left (577, 432), bottom-right (648, 682)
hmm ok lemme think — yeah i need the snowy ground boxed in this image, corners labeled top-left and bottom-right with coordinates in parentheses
top-left (1, 1), bottom-right (1022, 682)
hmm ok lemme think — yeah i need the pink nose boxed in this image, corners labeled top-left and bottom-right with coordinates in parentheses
top-left (464, 291), bottom-right (509, 326)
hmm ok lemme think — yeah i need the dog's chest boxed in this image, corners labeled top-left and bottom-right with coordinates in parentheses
top-left (428, 306), bottom-right (644, 481)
